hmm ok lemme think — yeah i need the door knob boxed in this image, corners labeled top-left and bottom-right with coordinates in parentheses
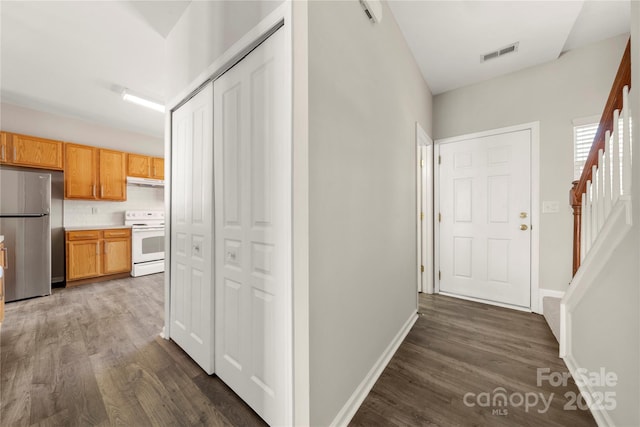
top-left (520, 224), bottom-right (528, 231)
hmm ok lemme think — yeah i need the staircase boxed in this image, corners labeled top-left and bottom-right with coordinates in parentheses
top-left (558, 39), bottom-right (635, 426)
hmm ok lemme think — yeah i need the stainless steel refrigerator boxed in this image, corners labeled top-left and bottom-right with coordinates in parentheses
top-left (0, 167), bottom-right (52, 301)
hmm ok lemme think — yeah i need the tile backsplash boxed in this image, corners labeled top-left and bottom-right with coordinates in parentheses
top-left (63, 185), bottom-right (164, 227)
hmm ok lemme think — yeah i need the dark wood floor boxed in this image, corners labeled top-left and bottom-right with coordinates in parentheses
top-left (2, 276), bottom-right (595, 426)
top-left (351, 294), bottom-right (596, 427)
top-left (1, 274), bottom-right (265, 427)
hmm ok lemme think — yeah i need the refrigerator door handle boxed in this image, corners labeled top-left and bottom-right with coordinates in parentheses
top-left (0, 213), bottom-right (47, 218)
top-left (1, 248), bottom-right (7, 270)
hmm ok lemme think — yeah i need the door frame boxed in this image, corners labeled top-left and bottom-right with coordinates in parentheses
top-left (416, 123), bottom-right (434, 296)
top-left (434, 122), bottom-right (540, 313)
top-left (163, 2), bottom-right (294, 424)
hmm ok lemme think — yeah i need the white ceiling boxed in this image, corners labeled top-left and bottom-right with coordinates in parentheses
top-left (0, 1), bottom-right (190, 139)
top-left (0, 1), bottom-right (631, 139)
top-left (388, 0), bottom-right (630, 95)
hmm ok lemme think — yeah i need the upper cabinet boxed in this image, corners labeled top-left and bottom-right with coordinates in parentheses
top-left (152, 157), bottom-right (164, 180)
top-left (127, 153), bottom-right (164, 180)
top-left (0, 130), bottom-right (158, 201)
top-left (0, 132), bottom-right (63, 170)
top-left (65, 144), bottom-right (126, 201)
top-left (65, 143), bottom-right (97, 199)
top-left (127, 153), bottom-right (151, 178)
top-left (99, 149), bottom-right (126, 200)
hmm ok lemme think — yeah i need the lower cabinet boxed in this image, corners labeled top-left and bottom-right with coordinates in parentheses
top-left (66, 228), bottom-right (131, 285)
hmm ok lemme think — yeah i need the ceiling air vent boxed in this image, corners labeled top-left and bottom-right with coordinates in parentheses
top-left (481, 42), bottom-right (519, 63)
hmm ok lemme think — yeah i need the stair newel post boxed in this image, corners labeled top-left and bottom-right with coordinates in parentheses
top-left (570, 180), bottom-right (582, 276)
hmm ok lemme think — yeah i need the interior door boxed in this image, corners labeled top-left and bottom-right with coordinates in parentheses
top-left (214, 27), bottom-right (290, 426)
top-left (439, 129), bottom-right (531, 308)
top-left (170, 82), bottom-right (214, 374)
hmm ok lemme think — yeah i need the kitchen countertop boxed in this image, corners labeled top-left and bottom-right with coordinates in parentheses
top-left (65, 225), bottom-right (132, 231)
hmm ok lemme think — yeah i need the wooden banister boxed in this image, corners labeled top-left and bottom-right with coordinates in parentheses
top-left (570, 39), bottom-right (631, 276)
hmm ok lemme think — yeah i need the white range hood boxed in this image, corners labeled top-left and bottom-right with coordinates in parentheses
top-left (126, 176), bottom-right (164, 187)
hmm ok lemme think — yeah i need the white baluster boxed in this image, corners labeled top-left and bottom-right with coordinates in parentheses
top-left (586, 180), bottom-right (593, 248)
top-left (592, 164), bottom-right (599, 239)
top-left (622, 85), bottom-right (631, 195)
top-left (597, 150), bottom-right (605, 231)
top-left (612, 109), bottom-right (621, 203)
top-left (580, 192), bottom-right (586, 262)
top-left (602, 144), bottom-right (611, 220)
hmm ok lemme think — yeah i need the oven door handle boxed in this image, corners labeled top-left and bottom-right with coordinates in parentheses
top-left (132, 227), bottom-right (165, 232)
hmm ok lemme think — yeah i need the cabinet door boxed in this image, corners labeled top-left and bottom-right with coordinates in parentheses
top-left (0, 132), bottom-right (9, 164)
top-left (152, 157), bottom-right (164, 180)
top-left (65, 144), bottom-right (97, 199)
top-left (99, 149), bottom-right (126, 201)
top-left (67, 240), bottom-right (101, 280)
top-left (103, 237), bottom-right (131, 274)
top-left (12, 134), bottom-right (64, 170)
top-left (127, 154), bottom-right (151, 178)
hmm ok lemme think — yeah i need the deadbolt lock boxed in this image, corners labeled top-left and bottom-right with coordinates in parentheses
top-left (520, 224), bottom-right (528, 231)
top-left (520, 212), bottom-right (528, 218)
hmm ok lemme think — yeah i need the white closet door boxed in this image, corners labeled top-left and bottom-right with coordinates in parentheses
top-left (214, 27), bottom-right (290, 426)
top-left (170, 83), bottom-right (214, 374)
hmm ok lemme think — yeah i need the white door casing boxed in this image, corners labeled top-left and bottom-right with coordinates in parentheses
top-left (213, 27), bottom-right (290, 426)
top-left (170, 82), bottom-right (214, 374)
top-left (438, 128), bottom-right (532, 309)
top-left (416, 123), bottom-right (434, 295)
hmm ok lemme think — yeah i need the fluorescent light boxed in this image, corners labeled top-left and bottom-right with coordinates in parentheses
top-left (121, 89), bottom-right (165, 113)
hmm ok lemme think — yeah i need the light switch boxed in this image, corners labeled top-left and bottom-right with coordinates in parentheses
top-left (542, 201), bottom-right (560, 213)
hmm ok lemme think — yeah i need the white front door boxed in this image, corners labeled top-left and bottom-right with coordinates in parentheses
top-left (170, 83), bottom-right (214, 374)
top-left (438, 129), bottom-right (531, 308)
top-left (213, 27), bottom-right (290, 426)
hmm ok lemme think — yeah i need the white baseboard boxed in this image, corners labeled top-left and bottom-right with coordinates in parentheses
top-left (563, 353), bottom-right (615, 427)
top-left (538, 289), bottom-right (565, 315)
top-left (329, 311), bottom-right (418, 427)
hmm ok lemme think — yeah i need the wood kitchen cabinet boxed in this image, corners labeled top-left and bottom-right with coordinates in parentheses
top-left (152, 157), bottom-right (164, 179)
top-left (99, 149), bottom-right (126, 200)
top-left (64, 144), bottom-right (126, 201)
top-left (0, 131), bottom-right (64, 170)
top-left (65, 143), bottom-right (97, 199)
top-left (66, 231), bottom-right (101, 280)
top-left (0, 132), bottom-right (8, 164)
top-left (66, 228), bottom-right (131, 285)
top-left (127, 153), bottom-right (164, 180)
top-left (102, 229), bottom-right (132, 274)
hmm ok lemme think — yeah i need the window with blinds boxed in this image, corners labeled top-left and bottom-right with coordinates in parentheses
top-left (574, 119), bottom-right (629, 181)
top-left (574, 123), bottom-right (598, 180)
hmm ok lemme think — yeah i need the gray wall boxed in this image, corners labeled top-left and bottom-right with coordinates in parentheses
top-left (0, 103), bottom-right (163, 156)
top-left (308, 1), bottom-right (432, 425)
top-left (433, 34), bottom-right (628, 292)
top-left (165, 0), bottom-right (283, 101)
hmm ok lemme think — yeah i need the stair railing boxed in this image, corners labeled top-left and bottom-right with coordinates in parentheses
top-left (570, 39), bottom-right (631, 275)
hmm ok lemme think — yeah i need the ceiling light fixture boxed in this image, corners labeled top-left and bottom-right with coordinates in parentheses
top-left (121, 89), bottom-right (165, 113)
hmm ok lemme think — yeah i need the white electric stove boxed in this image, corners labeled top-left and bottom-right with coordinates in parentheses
top-left (125, 210), bottom-right (165, 277)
